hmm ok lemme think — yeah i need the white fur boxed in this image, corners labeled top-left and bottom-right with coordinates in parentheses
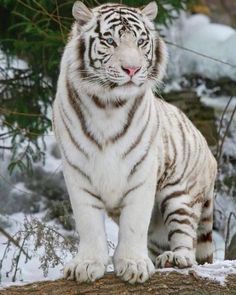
top-left (53, 2), bottom-right (216, 284)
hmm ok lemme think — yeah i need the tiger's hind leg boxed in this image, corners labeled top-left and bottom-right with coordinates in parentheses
top-left (147, 202), bottom-right (170, 263)
top-left (155, 189), bottom-right (202, 269)
top-left (196, 188), bottom-right (214, 264)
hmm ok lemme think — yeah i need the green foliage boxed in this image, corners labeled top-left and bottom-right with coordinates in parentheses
top-left (0, 0), bottom-right (195, 173)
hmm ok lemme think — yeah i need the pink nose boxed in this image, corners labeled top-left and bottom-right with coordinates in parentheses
top-left (122, 66), bottom-right (140, 77)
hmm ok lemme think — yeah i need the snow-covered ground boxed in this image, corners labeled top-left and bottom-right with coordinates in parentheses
top-left (0, 207), bottom-right (235, 289)
top-left (0, 210), bottom-right (118, 289)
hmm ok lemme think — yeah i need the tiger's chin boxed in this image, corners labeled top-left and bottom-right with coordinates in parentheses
top-left (113, 81), bottom-right (146, 95)
top-left (110, 79), bottom-right (146, 90)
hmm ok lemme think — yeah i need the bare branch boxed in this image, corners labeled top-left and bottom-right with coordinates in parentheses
top-left (217, 103), bottom-right (236, 164)
top-left (0, 226), bottom-right (31, 260)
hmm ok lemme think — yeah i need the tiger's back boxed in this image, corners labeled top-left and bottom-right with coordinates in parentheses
top-left (53, 1), bottom-right (217, 284)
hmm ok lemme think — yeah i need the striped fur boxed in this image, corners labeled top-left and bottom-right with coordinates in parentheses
top-left (53, 1), bottom-right (217, 284)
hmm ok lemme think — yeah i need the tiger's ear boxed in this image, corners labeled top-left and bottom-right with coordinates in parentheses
top-left (72, 1), bottom-right (93, 26)
top-left (141, 1), bottom-right (158, 21)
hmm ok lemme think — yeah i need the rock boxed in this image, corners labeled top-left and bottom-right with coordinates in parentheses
top-left (163, 89), bottom-right (218, 146)
top-left (197, 0), bottom-right (236, 27)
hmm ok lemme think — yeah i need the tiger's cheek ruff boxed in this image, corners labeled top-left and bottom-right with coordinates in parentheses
top-left (53, 1), bottom-right (217, 284)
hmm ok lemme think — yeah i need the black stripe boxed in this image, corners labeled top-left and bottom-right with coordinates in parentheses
top-left (116, 181), bottom-right (145, 209)
top-left (88, 36), bottom-right (96, 69)
top-left (91, 205), bottom-right (103, 210)
top-left (59, 105), bottom-right (89, 159)
top-left (164, 135), bottom-right (177, 182)
top-left (168, 229), bottom-right (192, 241)
top-left (77, 39), bottom-right (86, 79)
top-left (66, 79), bottom-right (102, 150)
top-left (163, 132), bottom-right (191, 189)
top-left (184, 133), bottom-right (201, 182)
top-left (148, 245), bottom-right (160, 257)
top-left (103, 32), bottom-right (112, 36)
top-left (100, 4), bottom-right (123, 11)
top-left (126, 16), bottom-right (140, 24)
top-left (97, 50), bottom-right (106, 56)
top-left (164, 208), bottom-right (198, 224)
top-left (107, 17), bottom-right (121, 24)
top-left (103, 10), bottom-right (117, 21)
top-left (149, 239), bottom-right (169, 252)
top-left (133, 23), bottom-right (142, 31)
top-left (197, 232), bottom-right (212, 243)
top-left (197, 254), bottom-right (213, 264)
top-left (172, 246), bottom-right (192, 252)
top-left (122, 181), bottom-right (145, 200)
top-left (168, 218), bottom-right (195, 230)
top-left (61, 144), bottom-right (91, 184)
top-left (123, 103), bottom-right (151, 158)
top-left (82, 188), bottom-right (102, 202)
top-left (110, 94), bottom-right (143, 143)
top-left (100, 40), bottom-right (110, 48)
top-left (118, 10), bottom-right (140, 20)
top-left (149, 38), bottom-right (163, 78)
top-left (128, 124), bottom-right (158, 178)
top-left (91, 95), bottom-right (127, 109)
top-left (160, 191), bottom-right (186, 216)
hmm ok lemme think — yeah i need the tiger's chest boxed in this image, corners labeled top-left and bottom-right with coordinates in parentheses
top-left (87, 147), bottom-right (130, 207)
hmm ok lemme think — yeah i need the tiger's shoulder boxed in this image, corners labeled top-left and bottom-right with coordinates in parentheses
top-left (154, 95), bottom-right (209, 145)
top-left (154, 96), bottom-right (189, 122)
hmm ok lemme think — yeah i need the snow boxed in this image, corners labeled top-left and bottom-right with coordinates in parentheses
top-left (0, 213), bottom-right (63, 288)
top-left (0, 50), bottom-right (28, 80)
top-left (157, 260), bottom-right (236, 286)
top-left (34, 134), bottom-right (62, 173)
top-left (166, 14), bottom-right (236, 81)
top-left (0, 209), bottom-right (232, 289)
top-left (193, 260), bottom-right (236, 285)
top-left (0, 210), bottom-right (118, 288)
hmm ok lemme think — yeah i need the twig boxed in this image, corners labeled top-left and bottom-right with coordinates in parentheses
top-left (0, 107), bottom-right (43, 117)
top-left (12, 233), bottom-right (30, 282)
top-left (225, 212), bottom-right (236, 249)
top-left (0, 226), bottom-right (30, 260)
top-left (55, 0), bottom-right (66, 43)
top-left (0, 146), bottom-right (13, 150)
top-left (0, 239), bottom-right (11, 283)
top-left (2, 119), bottom-right (53, 138)
top-left (216, 96), bottom-right (233, 158)
top-left (217, 103), bottom-right (236, 164)
top-left (166, 40), bottom-right (236, 69)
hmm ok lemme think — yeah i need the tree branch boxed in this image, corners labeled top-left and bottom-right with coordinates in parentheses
top-left (1, 271), bottom-right (236, 295)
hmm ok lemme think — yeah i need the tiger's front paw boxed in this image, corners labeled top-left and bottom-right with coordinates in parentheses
top-left (155, 251), bottom-right (196, 269)
top-left (64, 255), bottom-right (107, 283)
top-left (114, 255), bottom-right (155, 284)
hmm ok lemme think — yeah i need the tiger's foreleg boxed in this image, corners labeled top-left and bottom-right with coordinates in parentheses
top-left (155, 188), bottom-right (200, 268)
top-left (63, 164), bottom-right (109, 283)
top-left (113, 174), bottom-right (156, 283)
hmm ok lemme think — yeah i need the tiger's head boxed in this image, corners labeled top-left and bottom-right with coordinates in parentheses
top-left (69, 1), bottom-right (167, 94)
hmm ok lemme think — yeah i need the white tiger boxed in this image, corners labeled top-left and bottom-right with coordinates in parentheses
top-left (53, 1), bottom-right (217, 284)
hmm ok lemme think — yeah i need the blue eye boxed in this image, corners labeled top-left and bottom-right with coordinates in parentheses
top-left (106, 37), bottom-right (114, 45)
top-left (138, 38), bottom-right (145, 46)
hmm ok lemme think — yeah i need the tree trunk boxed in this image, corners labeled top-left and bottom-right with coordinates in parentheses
top-left (1, 271), bottom-right (236, 295)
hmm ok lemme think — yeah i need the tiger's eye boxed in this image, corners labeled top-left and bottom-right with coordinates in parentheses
top-left (107, 37), bottom-right (114, 45)
top-left (138, 38), bottom-right (145, 46)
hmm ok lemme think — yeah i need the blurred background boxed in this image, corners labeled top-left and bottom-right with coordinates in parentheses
top-left (0, 0), bottom-right (236, 286)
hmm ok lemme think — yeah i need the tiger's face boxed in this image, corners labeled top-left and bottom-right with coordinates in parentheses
top-left (71, 1), bottom-right (167, 91)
